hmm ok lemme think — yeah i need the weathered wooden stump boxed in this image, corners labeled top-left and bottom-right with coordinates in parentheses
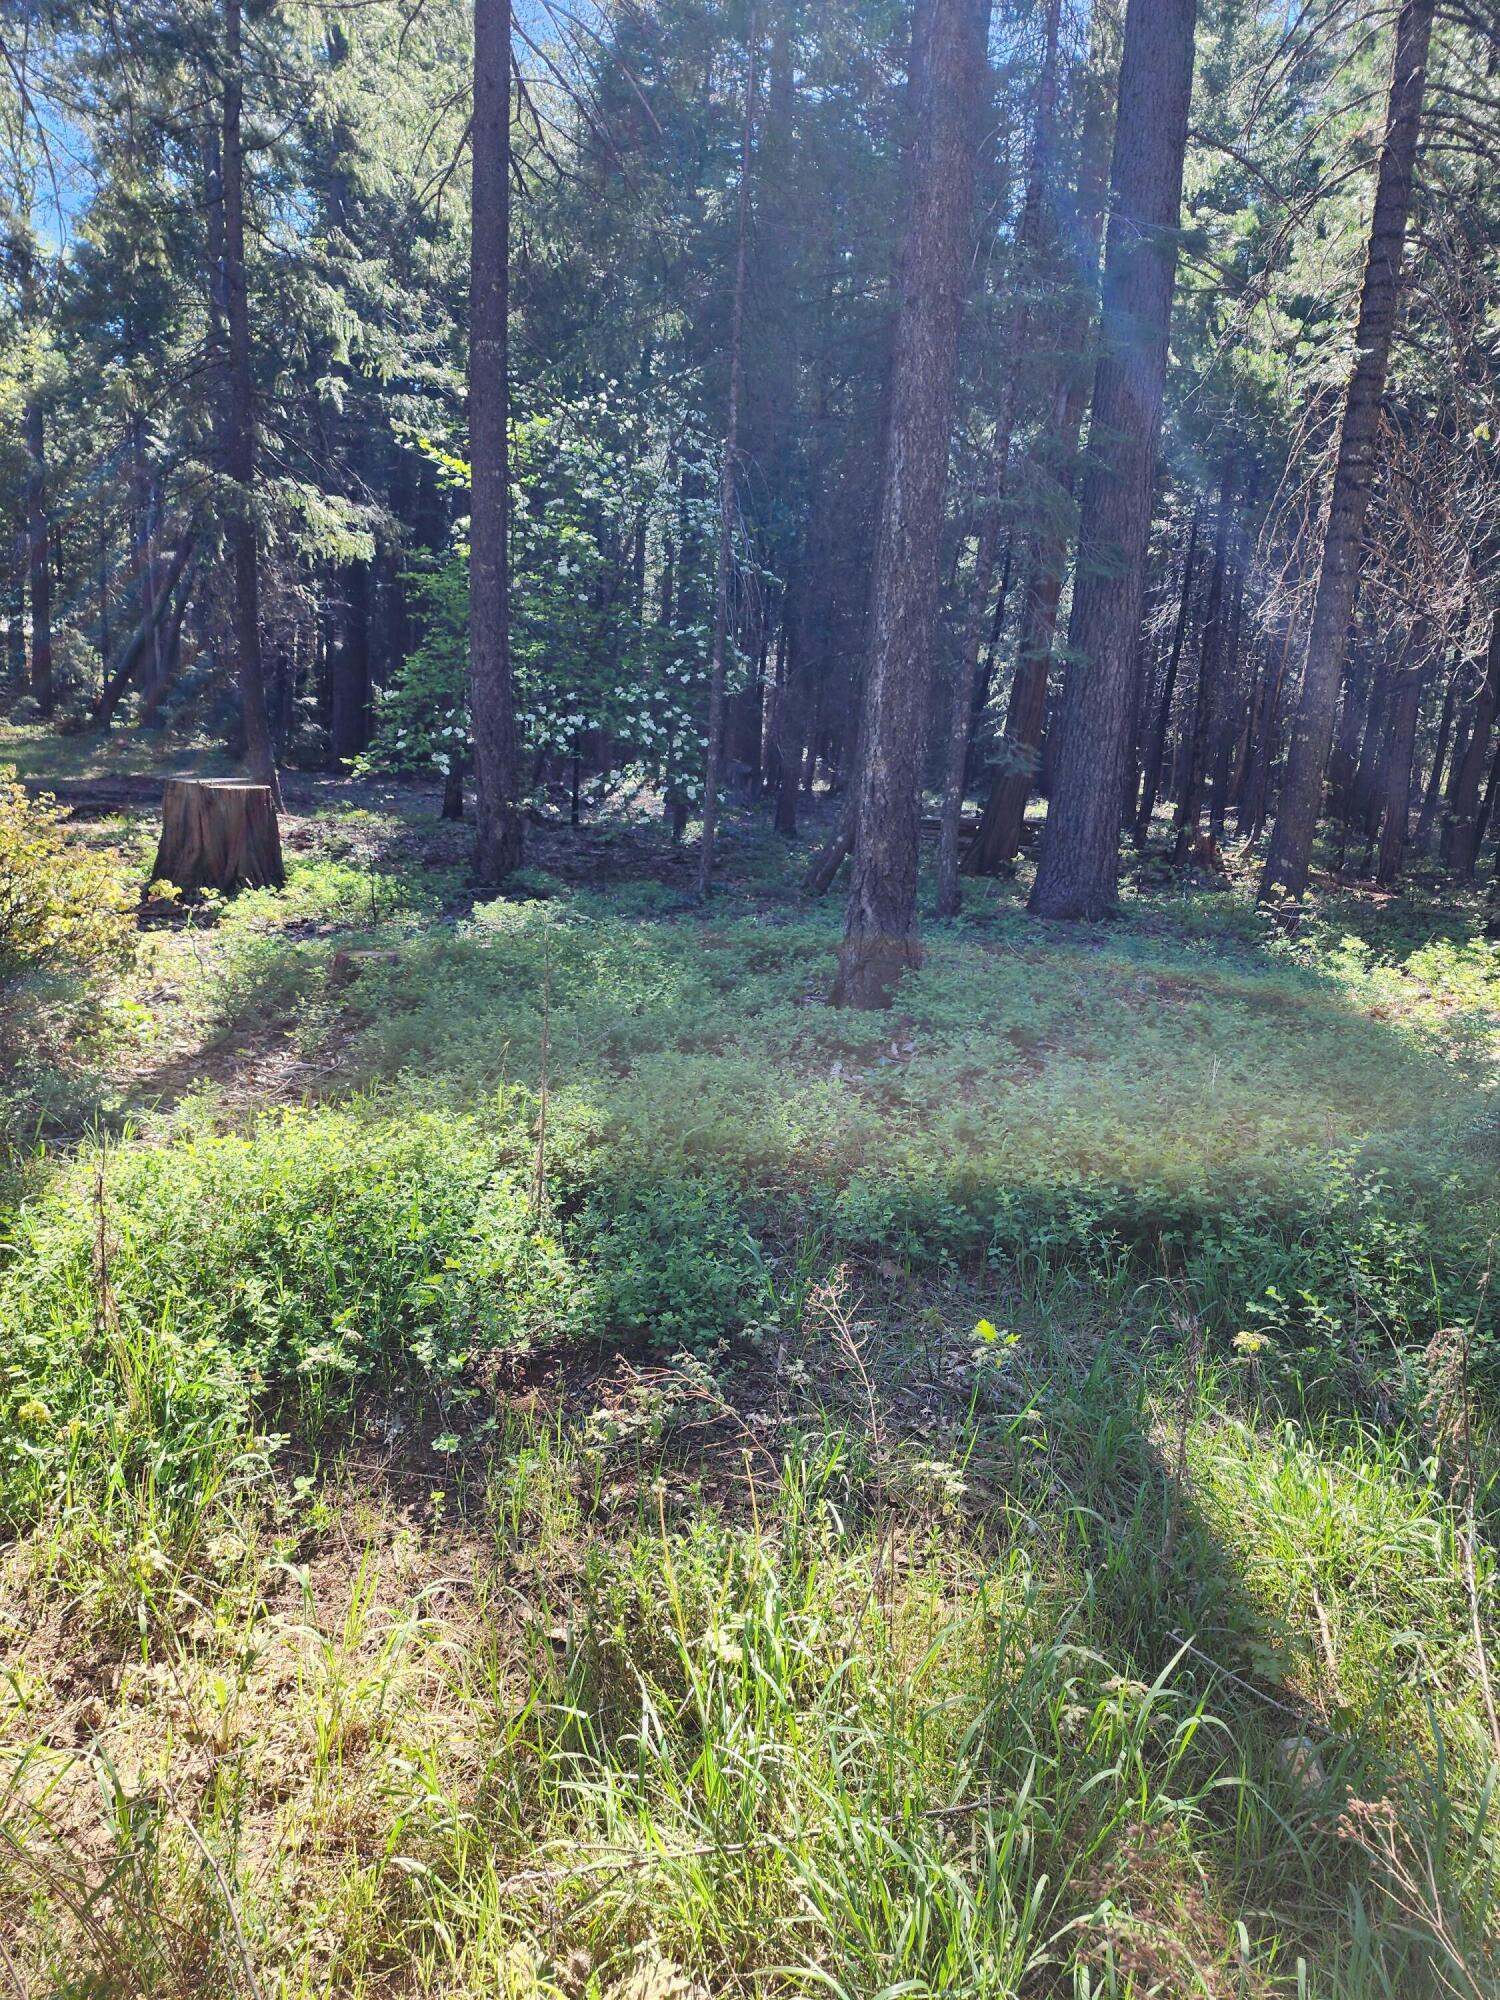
top-left (151, 779), bottom-right (285, 895)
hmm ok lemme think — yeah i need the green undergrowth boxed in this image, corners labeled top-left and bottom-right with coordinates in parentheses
top-left (1, 804), bottom-right (1498, 1994)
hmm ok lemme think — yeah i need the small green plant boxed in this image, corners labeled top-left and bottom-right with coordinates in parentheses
top-left (0, 766), bottom-right (135, 1074)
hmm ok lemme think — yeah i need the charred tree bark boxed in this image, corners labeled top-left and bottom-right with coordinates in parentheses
top-left (469, 0), bottom-right (524, 884)
top-left (833, 0), bottom-right (988, 1006)
top-left (1260, 0), bottom-right (1435, 903)
top-left (1028, 0), bottom-right (1198, 918)
top-left (220, 0), bottom-right (280, 804)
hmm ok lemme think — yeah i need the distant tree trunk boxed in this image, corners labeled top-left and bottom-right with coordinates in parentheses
top-left (219, 0), bottom-right (280, 803)
top-left (1239, 622), bottom-right (1294, 846)
top-left (442, 748), bottom-right (465, 821)
top-left (961, 3), bottom-right (1114, 879)
top-left (24, 393), bottom-right (52, 718)
top-left (1413, 654), bottom-right (1458, 853)
top-left (833, 0), bottom-right (988, 1006)
top-left (1172, 469), bottom-right (1234, 861)
top-left (1260, 0), bottom-right (1435, 903)
top-left (1028, 0), bottom-right (1197, 918)
top-left (469, 0), bottom-right (524, 885)
top-left (5, 533), bottom-right (23, 687)
top-left (1440, 611), bottom-right (1499, 879)
top-left (138, 571), bottom-right (198, 727)
top-left (963, 537), bottom-right (1013, 791)
top-left (699, 6), bottom-right (759, 898)
top-left (330, 563), bottom-right (371, 765)
top-left (1209, 517), bottom-right (1250, 835)
top-left (1350, 652), bottom-right (1393, 854)
top-left (93, 539), bottom-right (196, 727)
top-left (935, 0), bottom-right (1060, 919)
top-left (1474, 737), bottom-right (1500, 860)
top-left (1376, 647), bottom-right (1426, 887)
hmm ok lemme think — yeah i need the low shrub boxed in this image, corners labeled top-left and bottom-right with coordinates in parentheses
top-left (0, 766), bottom-right (135, 1078)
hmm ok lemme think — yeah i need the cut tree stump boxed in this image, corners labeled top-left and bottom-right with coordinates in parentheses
top-left (151, 779), bottom-right (285, 895)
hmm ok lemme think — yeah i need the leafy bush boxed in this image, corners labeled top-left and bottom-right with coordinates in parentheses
top-left (0, 766), bottom-right (135, 1072)
top-left (576, 1175), bottom-right (768, 1354)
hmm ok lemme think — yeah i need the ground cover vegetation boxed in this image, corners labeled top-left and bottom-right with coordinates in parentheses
top-left (3, 0), bottom-right (1500, 1991)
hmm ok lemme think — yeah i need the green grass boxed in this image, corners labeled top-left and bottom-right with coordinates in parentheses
top-left (1, 771), bottom-right (1498, 1995)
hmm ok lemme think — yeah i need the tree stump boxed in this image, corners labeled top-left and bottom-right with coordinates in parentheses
top-left (151, 779), bottom-right (285, 895)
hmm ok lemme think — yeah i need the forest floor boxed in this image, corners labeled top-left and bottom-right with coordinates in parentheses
top-left (3, 734), bottom-right (1500, 1998)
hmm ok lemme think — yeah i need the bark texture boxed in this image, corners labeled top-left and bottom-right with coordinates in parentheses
top-left (699, 8), bottom-right (759, 897)
top-left (833, 0), bottom-right (989, 1007)
top-left (1028, 0), bottom-right (1198, 919)
top-left (1259, 0), bottom-right (1435, 901)
top-left (220, 0), bottom-right (280, 803)
top-left (934, 0), bottom-right (1060, 918)
top-left (1442, 611), bottom-right (1500, 879)
top-left (152, 779), bottom-right (285, 896)
top-left (1134, 503), bottom-right (1200, 845)
top-left (24, 393), bottom-right (52, 718)
top-left (469, 0), bottom-right (525, 884)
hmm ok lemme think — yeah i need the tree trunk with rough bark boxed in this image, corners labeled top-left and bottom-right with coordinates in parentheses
top-left (1442, 611), bottom-right (1500, 879)
top-left (1028, 0), bottom-right (1197, 919)
top-left (1413, 654), bottom-right (1458, 854)
top-left (1376, 647), bottom-right (1427, 887)
top-left (1172, 469), bottom-right (1234, 861)
top-left (960, 1), bottom-right (1115, 879)
top-left (935, 0), bottom-right (1060, 918)
top-left (1260, 0), bottom-right (1435, 903)
top-left (833, 0), bottom-right (988, 1006)
top-left (1134, 503), bottom-right (1200, 846)
top-left (699, 8), bottom-right (759, 897)
top-left (220, 0), bottom-right (280, 804)
top-left (24, 393), bottom-right (52, 718)
top-left (470, 0), bottom-right (524, 885)
top-left (152, 779), bottom-right (284, 896)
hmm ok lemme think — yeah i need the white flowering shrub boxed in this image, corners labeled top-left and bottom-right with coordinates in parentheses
top-left (363, 380), bottom-right (774, 807)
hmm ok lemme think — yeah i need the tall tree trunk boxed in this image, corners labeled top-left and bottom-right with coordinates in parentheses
top-left (1133, 513), bottom-right (1201, 849)
top-left (219, 0), bottom-right (279, 803)
top-left (1413, 652), bottom-right (1458, 853)
top-left (5, 527), bottom-right (23, 687)
top-left (699, 7), bottom-right (760, 897)
top-left (330, 563), bottom-right (371, 765)
top-left (1239, 621), bottom-right (1294, 846)
top-left (1442, 611), bottom-right (1500, 879)
top-left (93, 538), bottom-right (196, 727)
top-left (469, 0), bottom-right (524, 884)
top-left (1376, 645), bottom-right (1426, 887)
top-left (1172, 467), bottom-right (1234, 861)
top-left (961, 4), bottom-right (1115, 878)
top-left (24, 393), bottom-right (52, 719)
top-left (833, 0), bottom-right (988, 1007)
top-left (1028, 0), bottom-right (1198, 918)
top-left (1260, 0), bottom-right (1435, 902)
top-left (934, 0), bottom-right (1061, 918)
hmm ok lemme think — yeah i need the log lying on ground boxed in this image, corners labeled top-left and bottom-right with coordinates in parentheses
top-left (151, 778), bottom-right (285, 894)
